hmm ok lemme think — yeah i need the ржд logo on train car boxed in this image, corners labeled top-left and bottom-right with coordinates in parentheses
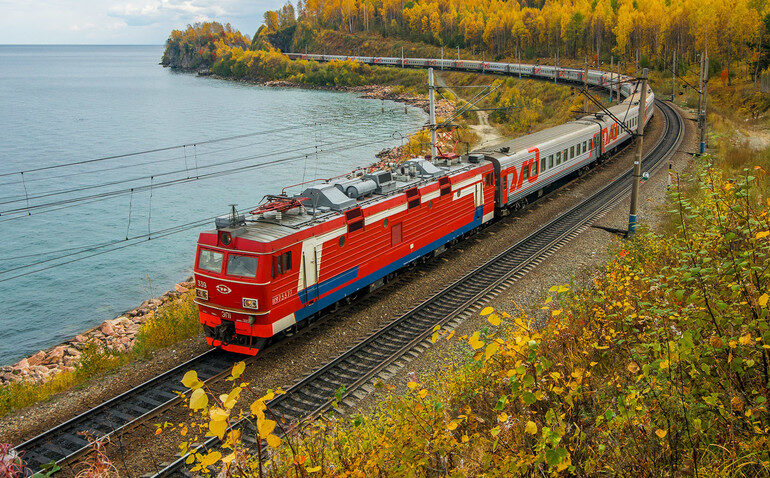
top-left (216, 284), bottom-right (232, 294)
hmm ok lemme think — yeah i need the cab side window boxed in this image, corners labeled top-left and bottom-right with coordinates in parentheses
top-left (272, 251), bottom-right (292, 278)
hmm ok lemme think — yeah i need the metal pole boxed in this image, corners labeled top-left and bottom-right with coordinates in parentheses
top-left (555, 45), bottom-right (559, 84)
top-left (610, 56), bottom-right (614, 102)
top-left (628, 68), bottom-right (648, 238)
top-left (584, 57), bottom-right (589, 113)
top-left (457, 46), bottom-right (460, 60)
top-left (616, 60), bottom-right (621, 104)
top-left (672, 49), bottom-right (677, 102)
top-left (428, 67), bottom-right (437, 159)
top-left (401, 46), bottom-right (404, 67)
top-left (700, 54), bottom-right (709, 154)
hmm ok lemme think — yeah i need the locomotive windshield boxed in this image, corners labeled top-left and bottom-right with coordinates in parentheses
top-left (226, 254), bottom-right (258, 278)
top-left (198, 249), bottom-right (223, 273)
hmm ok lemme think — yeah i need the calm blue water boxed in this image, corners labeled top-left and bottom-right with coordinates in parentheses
top-left (0, 45), bottom-right (426, 365)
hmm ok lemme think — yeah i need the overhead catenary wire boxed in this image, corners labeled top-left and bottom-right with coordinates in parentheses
top-left (0, 110), bottom-right (408, 194)
top-left (0, 126), bottom-right (422, 216)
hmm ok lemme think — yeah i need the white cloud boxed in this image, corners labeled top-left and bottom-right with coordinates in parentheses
top-left (0, 0), bottom-right (282, 44)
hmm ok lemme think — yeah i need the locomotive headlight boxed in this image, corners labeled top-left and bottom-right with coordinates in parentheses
top-left (242, 298), bottom-right (258, 310)
top-left (196, 288), bottom-right (209, 300)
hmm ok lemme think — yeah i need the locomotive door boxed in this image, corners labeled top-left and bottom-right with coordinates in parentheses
top-left (301, 243), bottom-right (323, 302)
top-left (473, 182), bottom-right (484, 222)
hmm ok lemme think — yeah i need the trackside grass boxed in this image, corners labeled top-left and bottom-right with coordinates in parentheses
top-left (170, 162), bottom-right (770, 476)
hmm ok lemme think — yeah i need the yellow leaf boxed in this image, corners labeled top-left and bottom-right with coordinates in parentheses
top-left (739, 334), bottom-right (753, 346)
top-left (182, 370), bottom-right (202, 389)
top-left (307, 466), bottom-right (322, 473)
top-left (258, 419), bottom-right (277, 439)
top-left (231, 361), bottom-right (246, 379)
top-left (468, 331), bottom-right (484, 350)
top-left (552, 309), bottom-right (562, 317)
top-left (266, 434), bottom-right (282, 448)
top-left (525, 421), bottom-right (538, 434)
top-left (209, 419), bottom-right (227, 440)
top-left (154, 427), bottom-right (162, 435)
top-left (418, 389), bottom-right (428, 399)
top-left (759, 293), bottom-right (769, 307)
top-left (407, 381), bottom-right (418, 390)
top-left (626, 362), bottom-right (640, 373)
top-left (209, 407), bottom-right (230, 422)
top-left (544, 296), bottom-right (552, 304)
top-left (497, 412), bottom-right (508, 422)
top-left (446, 330), bottom-right (455, 341)
top-left (655, 429), bottom-right (667, 439)
top-left (431, 332), bottom-right (439, 343)
top-left (223, 387), bottom-right (242, 410)
top-left (222, 453), bottom-right (236, 465)
top-left (447, 420), bottom-right (459, 431)
top-left (490, 426), bottom-right (501, 437)
top-left (756, 231), bottom-right (770, 239)
top-left (250, 399), bottom-right (266, 419)
top-left (200, 451), bottom-right (222, 467)
top-left (261, 390), bottom-right (275, 401)
top-left (461, 434), bottom-right (469, 443)
top-left (485, 342), bottom-right (500, 360)
top-left (432, 324), bottom-right (441, 332)
top-left (487, 313), bottom-right (501, 326)
top-left (480, 307), bottom-right (494, 316)
top-left (190, 388), bottom-right (208, 410)
top-left (659, 360), bottom-right (669, 370)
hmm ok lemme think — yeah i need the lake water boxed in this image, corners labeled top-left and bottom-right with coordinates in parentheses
top-left (0, 45), bottom-right (427, 365)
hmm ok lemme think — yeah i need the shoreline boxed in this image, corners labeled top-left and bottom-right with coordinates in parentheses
top-left (0, 278), bottom-right (195, 385)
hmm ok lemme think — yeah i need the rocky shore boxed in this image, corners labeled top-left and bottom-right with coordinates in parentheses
top-left (0, 278), bottom-right (195, 386)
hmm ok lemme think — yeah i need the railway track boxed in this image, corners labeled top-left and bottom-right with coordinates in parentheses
top-left (153, 98), bottom-right (684, 477)
top-left (14, 349), bottom-right (246, 472)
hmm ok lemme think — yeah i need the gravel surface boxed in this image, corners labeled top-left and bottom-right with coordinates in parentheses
top-left (4, 102), bottom-right (692, 478)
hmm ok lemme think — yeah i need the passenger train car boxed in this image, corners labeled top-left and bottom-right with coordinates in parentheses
top-left (192, 54), bottom-right (654, 355)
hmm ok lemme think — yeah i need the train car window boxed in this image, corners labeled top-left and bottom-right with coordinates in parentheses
top-left (345, 207), bottom-right (364, 233)
top-left (570, 146), bottom-right (574, 159)
top-left (271, 252), bottom-right (292, 278)
top-left (198, 249), bottom-right (224, 273)
top-left (227, 254), bottom-right (258, 278)
top-left (583, 141), bottom-right (587, 153)
top-left (406, 187), bottom-right (421, 209)
top-left (540, 155), bottom-right (546, 172)
top-left (548, 155), bottom-right (554, 168)
top-left (564, 149), bottom-right (568, 162)
top-left (391, 222), bottom-right (403, 246)
top-left (522, 164), bottom-right (530, 181)
top-left (532, 160), bottom-right (538, 176)
top-left (485, 173), bottom-right (494, 186)
top-left (439, 176), bottom-right (451, 196)
top-left (556, 151), bottom-right (561, 165)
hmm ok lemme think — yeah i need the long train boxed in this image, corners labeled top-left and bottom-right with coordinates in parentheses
top-left (192, 54), bottom-right (654, 354)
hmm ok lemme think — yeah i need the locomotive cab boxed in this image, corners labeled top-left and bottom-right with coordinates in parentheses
top-left (193, 226), bottom-right (279, 355)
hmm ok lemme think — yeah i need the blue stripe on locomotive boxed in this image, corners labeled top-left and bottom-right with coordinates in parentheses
top-left (293, 205), bottom-right (485, 322)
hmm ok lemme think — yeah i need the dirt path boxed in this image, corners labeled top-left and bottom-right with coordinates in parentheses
top-left (435, 72), bottom-right (503, 148)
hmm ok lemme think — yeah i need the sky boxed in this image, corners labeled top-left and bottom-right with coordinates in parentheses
top-left (0, 0), bottom-right (285, 44)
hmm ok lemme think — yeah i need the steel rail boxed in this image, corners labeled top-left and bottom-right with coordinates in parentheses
top-left (153, 99), bottom-right (683, 477)
top-left (14, 348), bottom-right (249, 472)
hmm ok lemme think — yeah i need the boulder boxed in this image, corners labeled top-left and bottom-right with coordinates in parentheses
top-left (66, 347), bottom-right (80, 356)
top-left (45, 346), bottom-right (66, 364)
top-left (73, 334), bottom-right (88, 343)
top-left (174, 283), bottom-right (189, 294)
top-left (27, 350), bottom-right (46, 366)
top-left (100, 322), bottom-right (115, 335)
